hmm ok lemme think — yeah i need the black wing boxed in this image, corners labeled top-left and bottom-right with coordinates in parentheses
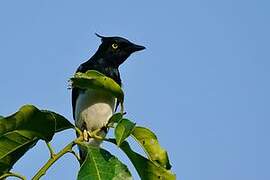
top-left (72, 87), bottom-right (80, 119)
top-left (72, 61), bottom-right (93, 119)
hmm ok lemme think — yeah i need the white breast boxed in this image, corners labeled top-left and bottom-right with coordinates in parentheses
top-left (75, 89), bottom-right (115, 146)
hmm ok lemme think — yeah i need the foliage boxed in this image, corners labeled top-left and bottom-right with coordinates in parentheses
top-left (77, 143), bottom-right (132, 180)
top-left (0, 70), bottom-right (176, 180)
top-left (0, 105), bottom-right (73, 174)
top-left (115, 118), bottom-right (136, 146)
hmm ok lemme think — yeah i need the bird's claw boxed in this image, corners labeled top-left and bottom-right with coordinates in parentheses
top-left (82, 129), bottom-right (104, 142)
top-left (83, 130), bottom-right (89, 141)
top-left (88, 131), bottom-right (104, 140)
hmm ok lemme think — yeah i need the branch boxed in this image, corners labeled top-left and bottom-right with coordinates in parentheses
top-left (0, 172), bottom-right (26, 180)
top-left (46, 142), bottom-right (56, 158)
top-left (32, 136), bottom-right (83, 180)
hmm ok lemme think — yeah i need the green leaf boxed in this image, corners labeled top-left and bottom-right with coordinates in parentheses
top-left (77, 144), bottom-right (132, 180)
top-left (40, 110), bottom-right (74, 132)
top-left (107, 139), bottom-right (176, 180)
top-left (107, 113), bottom-right (123, 127)
top-left (132, 127), bottom-right (172, 169)
top-left (0, 105), bottom-right (73, 174)
top-left (71, 70), bottom-right (124, 103)
top-left (115, 119), bottom-right (136, 146)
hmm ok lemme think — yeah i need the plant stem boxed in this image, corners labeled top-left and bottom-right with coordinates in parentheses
top-left (120, 102), bottom-right (124, 114)
top-left (32, 137), bottom-right (82, 180)
top-left (0, 172), bottom-right (26, 180)
top-left (46, 142), bottom-right (56, 158)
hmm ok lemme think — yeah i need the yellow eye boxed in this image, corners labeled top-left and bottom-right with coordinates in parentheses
top-left (112, 43), bottom-right (118, 49)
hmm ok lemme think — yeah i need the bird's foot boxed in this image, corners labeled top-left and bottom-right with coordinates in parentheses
top-left (82, 129), bottom-right (104, 142)
top-left (88, 128), bottom-right (104, 140)
top-left (83, 130), bottom-right (89, 141)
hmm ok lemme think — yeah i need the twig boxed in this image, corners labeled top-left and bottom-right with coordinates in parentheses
top-left (75, 127), bottom-right (83, 136)
top-left (46, 142), bottom-right (56, 158)
top-left (32, 136), bottom-right (83, 180)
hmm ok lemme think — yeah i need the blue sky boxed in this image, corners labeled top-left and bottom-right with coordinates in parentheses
top-left (0, 0), bottom-right (270, 179)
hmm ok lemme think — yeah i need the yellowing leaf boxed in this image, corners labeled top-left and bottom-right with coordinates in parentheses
top-left (107, 139), bottom-right (176, 180)
top-left (132, 127), bottom-right (172, 169)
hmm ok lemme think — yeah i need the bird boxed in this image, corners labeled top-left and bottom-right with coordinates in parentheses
top-left (72, 33), bottom-right (145, 159)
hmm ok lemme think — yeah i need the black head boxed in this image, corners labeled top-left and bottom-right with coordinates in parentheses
top-left (93, 33), bottom-right (145, 67)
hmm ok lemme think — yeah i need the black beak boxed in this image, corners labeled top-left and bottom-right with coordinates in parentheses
top-left (130, 43), bottom-right (146, 52)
